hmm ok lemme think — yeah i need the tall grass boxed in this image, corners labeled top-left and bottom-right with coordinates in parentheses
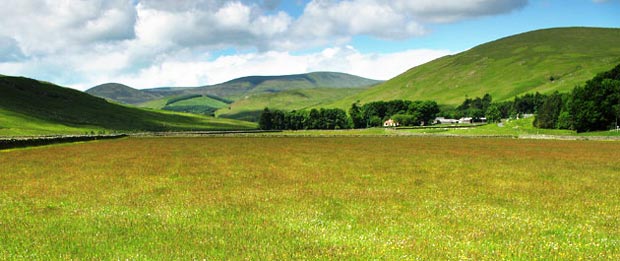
top-left (0, 137), bottom-right (618, 259)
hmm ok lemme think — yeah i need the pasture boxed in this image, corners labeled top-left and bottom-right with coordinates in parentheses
top-left (0, 137), bottom-right (618, 259)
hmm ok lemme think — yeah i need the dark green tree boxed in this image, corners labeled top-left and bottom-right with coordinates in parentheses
top-left (258, 108), bottom-right (273, 130)
top-left (534, 92), bottom-right (565, 129)
top-left (570, 64), bottom-right (620, 132)
top-left (349, 102), bottom-right (364, 129)
top-left (485, 104), bottom-right (502, 123)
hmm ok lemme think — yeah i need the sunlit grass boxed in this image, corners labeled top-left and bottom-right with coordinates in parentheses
top-left (398, 117), bottom-right (576, 137)
top-left (0, 137), bottom-right (618, 259)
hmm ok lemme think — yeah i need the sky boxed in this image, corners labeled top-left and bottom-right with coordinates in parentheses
top-left (0, 0), bottom-right (618, 90)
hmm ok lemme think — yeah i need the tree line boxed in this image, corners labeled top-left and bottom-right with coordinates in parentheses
top-left (259, 64), bottom-right (620, 132)
top-left (534, 64), bottom-right (620, 132)
top-left (259, 100), bottom-right (442, 130)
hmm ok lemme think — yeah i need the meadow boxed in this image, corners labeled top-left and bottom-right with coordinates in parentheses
top-left (0, 137), bottom-right (619, 259)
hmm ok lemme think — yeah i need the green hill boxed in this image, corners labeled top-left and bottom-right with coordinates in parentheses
top-left (86, 72), bottom-right (380, 121)
top-left (216, 87), bottom-right (369, 121)
top-left (331, 27), bottom-right (620, 107)
top-left (0, 76), bottom-right (255, 136)
top-left (88, 72), bottom-right (380, 103)
top-left (85, 83), bottom-right (172, 104)
top-left (140, 94), bottom-right (232, 116)
top-left (183, 71), bottom-right (381, 100)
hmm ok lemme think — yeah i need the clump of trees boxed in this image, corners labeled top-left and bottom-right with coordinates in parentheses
top-left (350, 100), bottom-right (440, 128)
top-left (439, 92), bottom-right (546, 123)
top-left (259, 99), bottom-right (440, 130)
top-left (535, 64), bottom-right (620, 132)
top-left (259, 64), bottom-right (620, 133)
top-left (259, 108), bottom-right (349, 130)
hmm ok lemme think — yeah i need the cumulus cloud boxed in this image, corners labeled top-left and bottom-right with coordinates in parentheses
top-left (0, 0), bottom-right (525, 89)
top-left (0, 36), bottom-right (26, 62)
top-left (133, 1), bottom-right (292, 51)
top-left (0, 0), bottom-right (136, 56)
top-left (52, 45), bottom-right (450, 90)
top-left (287, 0), bottom-right (527, 45)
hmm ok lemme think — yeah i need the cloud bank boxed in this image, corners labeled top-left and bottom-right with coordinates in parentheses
top-left (0, 0), bottom-right (527, 89)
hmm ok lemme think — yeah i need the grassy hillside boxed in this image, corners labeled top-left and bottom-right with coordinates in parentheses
top-left (0, 76), bottom-right (255, 136)
top-left (85, 83), bottom-right (169, 104)
top-left (189, 71), bottom-right (381, 100)
top-left (331, 27), bottom-right (620, 107)
top-left (88, 72), bottom-right (380, 104)
top-left (216, 87), bottom-right (369, 121)
top-left (141, 95), bottom-right (229, 110)
top-left (86, 72), bottom-right (380, 120)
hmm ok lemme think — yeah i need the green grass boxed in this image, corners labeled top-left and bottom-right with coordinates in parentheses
top-left (0, 76), bottom-right (256, 136)
top-left (398, 117), bottom-right (575, 136)
top-left (0, 137), bottom-right (618, 259)
top-left (139, 95), bottom-right (229, 110)
top-left (167, 96), bottom-right (229, 108)
top-left (85, 83), bottom-right (164, 104)
top-left (201, 71), bottom-right (381, 100)
top-left (0, 108), bottom-right (104, 136)
top-left (330, 27), bottom-right (620, 108)
top-left (216, 87), bottom-right (369, 121)
top-left (140, 95), bottom-right (231, 115)
top-left (138, 97), bottom-right (170, 109)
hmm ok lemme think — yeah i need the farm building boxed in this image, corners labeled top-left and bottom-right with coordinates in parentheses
top-left (458, 117), bottom-right (473, 124)
top-left (383, 119), bottom-right (400, 127)
top-left (458, 117), bottom-right (487, 124)
top-left (435, 117), bottom-right (458, 124)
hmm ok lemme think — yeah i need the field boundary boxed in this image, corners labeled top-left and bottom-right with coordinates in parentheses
top-left (396, 123), bottom-right (487, 130)
top-left (129, 130), bottom-right (281, 137)
top-left (0, 134), bottom-right (128, 150)
top-left (518, 134), bottom-right (620, 141)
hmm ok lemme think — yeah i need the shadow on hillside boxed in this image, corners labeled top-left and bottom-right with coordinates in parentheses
top-left (219, 110), bottom-right (262, 122)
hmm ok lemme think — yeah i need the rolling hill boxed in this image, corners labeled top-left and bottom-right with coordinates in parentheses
top-left (85, 71), bottom-right (381, 121)
top-left (149, 71), bottom-right (382, 100)
top-left (216, 87), bottom-right (370, 121)
top-left (0, 76), bottom-right (255, 136)
top-left (87, 72), bottom-right (381, 104)
top-left (140, 94), bottom-right (233, 116)
top-left (86, 83), bottom-right (169, 104)
top-left (330, 27), bottom-right (620, 107)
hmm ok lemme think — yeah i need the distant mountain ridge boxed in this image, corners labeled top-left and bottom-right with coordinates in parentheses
top-left (86, 83), bottom-right (168, 104)
top-left (330, 27), bottom-right (620, 107)
top-left (86, 72), bottom-right (382, 105)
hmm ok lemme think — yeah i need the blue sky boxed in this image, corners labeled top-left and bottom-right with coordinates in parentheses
top-left (0, 0), bottom-right (618, 90)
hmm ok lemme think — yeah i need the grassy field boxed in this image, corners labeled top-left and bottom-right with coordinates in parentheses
top-left (1, 137), bottom-right (618, 259)
top-left (395, 117), bottom-right (620, 137)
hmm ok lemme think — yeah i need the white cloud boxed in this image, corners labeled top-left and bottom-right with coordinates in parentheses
top-left (0, 0), bottom-right (136, 56)
top-left (133, 1), bottom-right (292, 51)
top-left (287, 0), bottom-right (527, 45)
top-left (51, 45), bottom-right (451, 90)
top-left (0, 0), bottom-right (524, 89)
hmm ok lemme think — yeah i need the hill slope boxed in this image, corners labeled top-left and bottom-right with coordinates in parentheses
top-left (216, 87), bottom-right (370, 121)
top-left (0, 76), bottom-right (255, 136)
top-left (333, 27), bottom-right (620, 107)
top-left (88, 72), bottom-right (381, 103)
top-left (164, 71), bottom-right (381, 100)
top-left (86, 83), bottom-right (173, 104)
